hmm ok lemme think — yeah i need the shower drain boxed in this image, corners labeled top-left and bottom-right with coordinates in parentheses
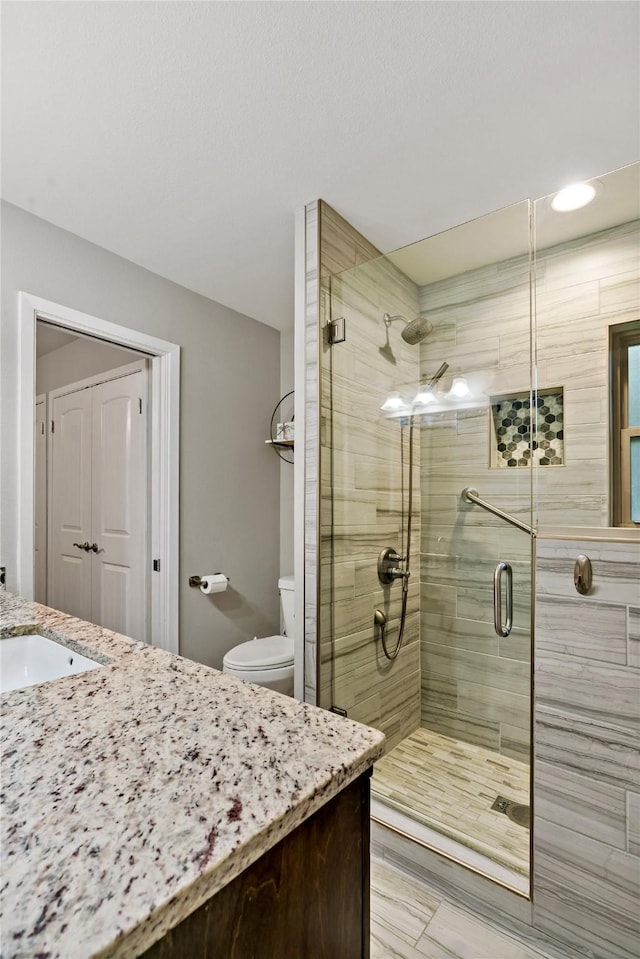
top-left (490, 795), bottom-right (531, 829)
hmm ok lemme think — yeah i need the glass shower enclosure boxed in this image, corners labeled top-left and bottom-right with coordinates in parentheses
top-left (320, 201), bottom-right (534, 894)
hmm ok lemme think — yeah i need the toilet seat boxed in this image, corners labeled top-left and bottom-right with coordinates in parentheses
top-left (223, 635), bottom-right (294, 672)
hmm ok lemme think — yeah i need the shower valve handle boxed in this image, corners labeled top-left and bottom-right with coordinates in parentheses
top-left (378, 546), bottom-right (411, 586)
top-left (388, 551), bottom-right (405, 563)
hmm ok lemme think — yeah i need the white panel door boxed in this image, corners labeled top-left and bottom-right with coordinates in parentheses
top-left (49, 388), bottom-right (93, 621)
top-left (34, 396), bottom-right (47, 605)
top-left (91, 371), bottom-right (147, 642)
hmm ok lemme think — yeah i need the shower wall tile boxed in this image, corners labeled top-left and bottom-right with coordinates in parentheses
top-left (628, 791), bottom-right (640, 855)
top-left (535, 594), bottom-right (628, 664)
top-left (628, 606), bottom-right (640, 668)
top-left (534, 535), bottom-right (640, 959)
top-left (536, 539), bottom-right (640, 606)
top-left (421, 643), bottom-right (530, 696)
top-left (534, 220), bottom-right (640, 528)
top-left (536, 760), bottom-right (627, 850)
top-left (457, 584), bottom-right (531, 629)
top-left (457, 680), bottom-right (529, 731)
top-left (310, 200), bottom-right (422, 749)
top-left (499, 723), bottom-right (529, 764)
top-left (418, 239), bottom-right (533, 760)
top-left (416, 219), bottom-right (637, 784)
top-left (420, 704), bottom-right (500, 752)
top-left (419, 582), bottom-right (458, 618)
top-left (536, 655), bottom-right (640, 728)
top-left (536, 703), bottom-right (640, 792)
top-left (541, 220), bottom-right (639, 291)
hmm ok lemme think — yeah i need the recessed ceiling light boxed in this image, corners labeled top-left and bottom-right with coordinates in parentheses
top-left (551, 181), bottom-right (597, 213)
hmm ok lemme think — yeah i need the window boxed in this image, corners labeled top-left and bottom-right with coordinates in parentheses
top-left (610, 320), bottom-right (640, 527)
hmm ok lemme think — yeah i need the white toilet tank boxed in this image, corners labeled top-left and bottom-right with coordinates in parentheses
top-left (278, 575), bottom-right (295, 637)
top-left (222, 576), bottom-right (296, 697)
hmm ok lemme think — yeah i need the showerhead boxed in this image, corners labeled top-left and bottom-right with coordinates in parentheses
top-left (400, 315), bottom-right (434, 345)
top-left (383, 312), bottom-right (433, 347)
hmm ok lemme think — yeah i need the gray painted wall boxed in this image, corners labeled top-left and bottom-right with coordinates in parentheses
top-left (279, 325), bottom-right (294, 577)
top-left (1, 201), bottom-right (281, 669)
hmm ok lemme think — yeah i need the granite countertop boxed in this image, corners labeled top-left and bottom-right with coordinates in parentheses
top-left (0, 594), bottom-right (385, 959)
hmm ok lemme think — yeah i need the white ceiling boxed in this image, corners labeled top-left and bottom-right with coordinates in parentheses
top-left (389, 163), bottom-right (640, 287)
top-left (2, 2), bottom-right (639, 332)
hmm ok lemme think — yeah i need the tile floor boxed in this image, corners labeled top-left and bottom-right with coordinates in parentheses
top-left (370, 855), bottom-right (574, 959)
top-left (372, 727), bottom-right (530, 876)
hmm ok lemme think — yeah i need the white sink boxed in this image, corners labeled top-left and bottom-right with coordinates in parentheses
top-left (0, 631), bottom-right (102, 693)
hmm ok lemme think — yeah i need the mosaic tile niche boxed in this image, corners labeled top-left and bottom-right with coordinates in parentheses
top-left (491, 388), bottom-right (564, 468)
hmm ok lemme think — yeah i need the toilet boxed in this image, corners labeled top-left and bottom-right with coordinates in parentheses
top-left (222, 576), bottom-right (295, 695)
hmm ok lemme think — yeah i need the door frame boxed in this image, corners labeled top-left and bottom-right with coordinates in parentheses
top-left (34, 392), bottom-right (47, 606)
top-left (18, 292), bottom-right (180, 654)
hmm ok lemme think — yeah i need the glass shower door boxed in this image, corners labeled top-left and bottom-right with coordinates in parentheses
top-left (320, 200), bottom-right (534, 893)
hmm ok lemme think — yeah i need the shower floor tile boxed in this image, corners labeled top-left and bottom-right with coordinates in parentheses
top-left (372, 727), bottom-right (530, 876)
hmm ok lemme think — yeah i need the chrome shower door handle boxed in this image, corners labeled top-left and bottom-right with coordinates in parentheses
top-left (493, 561), bottom-right (513, 638)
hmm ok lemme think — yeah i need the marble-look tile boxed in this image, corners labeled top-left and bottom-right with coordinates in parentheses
top-left (536, 703), bottom-right (640, 792)
top-left (499, 723), bottom-right (530, 764)
top-left (563, 385), bottom-right (606, 424)
top-left (629, 606), bottom-right (640, 668)
top-left (370, 855), bottom-right (441, 949)
top-left (534, 829), bottom-right (640, 959)
top-left (535, 817), bottom-right (640, 918)
top-left (536, 593), bottom-right (628, 664)
top-left (539, 349), bottom-right (607, 394)
top-left (457, 585), bottom-right (531, 634)
top-left (536, 653), bottom-right (640, 730)
top-left (419, 253), bottom-right (530, 313)
top-left (533, 884), bottom-right (639, 959)
top-left (499, 630), bottom-right (532, 664)
top-left (457, 680), bottom-right (529, 732)
top-left (422, 642), bottom-right (530, 696)
top-left (536, 538), bottom-right (640, 606)
top-left (415, 901), bottom-right (561, 959)
top-left (373, 727), bottom-right (530, 875)
top-left (538, 220), bottom-right (639, 290)
top-left (420, 551), bottom-right (530, 595)
top-left (420, 704), bottom-right (500, 752)
top-left (421, 610), bottom-right (500, 656)
top-left (536, 759), bottom-right (627, 850)
top-left (627, 791), bottom-right (640, 856)
top-left (599, 270), bottom-right (640, 312)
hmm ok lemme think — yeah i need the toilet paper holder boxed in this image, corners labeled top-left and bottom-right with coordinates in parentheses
top-left (189, 573), bottom-right (230, 588)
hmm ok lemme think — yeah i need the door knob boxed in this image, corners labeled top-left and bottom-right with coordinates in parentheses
top-left (90, 543), bottom-right (100, 553)
top-left (73, 541), bottom-right (91, 551)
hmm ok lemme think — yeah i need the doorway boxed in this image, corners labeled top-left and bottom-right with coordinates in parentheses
top-left (18, 293), bottom-right (180, 653)
top-left (36, 322), bottom-right (150, 641)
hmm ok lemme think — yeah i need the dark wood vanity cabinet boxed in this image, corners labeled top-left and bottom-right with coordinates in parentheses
top-left (141, 772), bottom-right (371, 959)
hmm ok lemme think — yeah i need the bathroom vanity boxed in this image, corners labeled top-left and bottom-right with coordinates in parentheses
top-left (0, 594), bottom-right (384, 958)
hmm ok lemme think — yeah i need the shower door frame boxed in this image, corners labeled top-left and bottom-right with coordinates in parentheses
top-left (300, 197), bottom-right (536, 900)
